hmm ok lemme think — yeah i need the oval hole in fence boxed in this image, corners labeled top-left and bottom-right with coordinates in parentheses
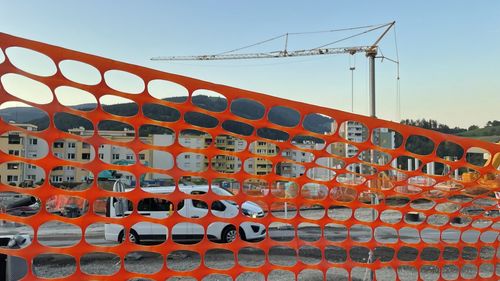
top-left (0, 102), bottom-right (50, 131)
top-left (185, 111), bottom-right (219, 128)
top-left (176, 152), bottom-right (208, 172)
top-left (205, 249), bottom-right (235, 270)
top-left (139, 124), bottom-right (175, 147)
top-left (269, 246), bottom-right (297, 267)
top-left (98, 170), bottom-right (136, 192)
top-left (325, 223), bottom-right (349, 242)
top-left (1, 73), bottom-right (53, 104)
top-left (230, 98), bottom-right (265, 120)
top-left (54, 112), bottom-right (94, 136)
top-left (85, 223), bottom-right (123, 247)
top-left (104, 70), bottom-right (145, 94)
top-left (98, 144), bottom-right (136, 166)
top-left (33, 253), bottom-right (76, 278)
top-left (465, 147), bottom-right (491, 167)
top-left (59, 59), bottom-right (101, 85)
top-left (98, 120), bottom-right (135, 142)
top-left (80, 252), bottom-right (121, 276)
top-left (256, 127), bottom-right (289, 141)
top-left (0, 162), bottom-right (45, 188)
top-left (93, 197), bottom-right (132, 218)
top-left (221, 120), bottom-right (254, 136)
top-left (211, 154), bottom-right (242, 174)
top-left (148, 79), bottom-right (188, 102)
top-left (192, 89), bottom-right (227, 112)
top-left (167, 250), bottom-right (201, 272)
top-left (243, 179), bottom-right (268, 197)
top-left (339, 121), bottom-right (369, 143)
top-left (0, 131), bottom-right (49, 159)
top-left (6, 46), bottom-right (56, 77)
top-left (406, 135), bottom-right (435, 155)
top-left (372, 127), bottom-right (403, 149)
top-left (49, 166), bottom-right (93, 191)
top-left (0, 220), bottom-right (33, 249)
top-left (269, 222), bottom-right (294, 242)
top-left (100, 94), bottom-right (138, 117)
top-left (271, 202), bottom-right (297, 219)
top-left (301, 183), bottom-right (328, 200)
top-left (214, 134), bottom-right (247, 152)
top-left (140, 172), bottom-right (173, 192)
top-left (38, 220), bottom-right (81, 248)
top-left (143, 103), bottom-right (181, 122)
top-left (268, 105), bottom-right (300, 127)
top-left (139, 149), bottom-right (174, 170)
top-left (55, 86), bottom-right (97, 111)
top-left (179, 129), bottom-right (212, 149)
top-left (124, 251), bottom-right (163, 274)
top-left (303, 112), bottom-right (337, 135)
top-left (436, 141), bottom-right (464, 161)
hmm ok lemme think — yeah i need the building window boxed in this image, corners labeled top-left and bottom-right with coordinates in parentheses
top-left (139, 154), bottom-right (145, 160)
top-left (82, 143), bottom-right (90, 149)
top-left (29, 138), bottom-right (38, 145)
top-left (53, 142), bottom-right (64, 148)
top-left (68, 142), bottom-right (76, 148)
top-left (26, 175), bottom-right (36, 180)
top-left (67, 153), bottom-right (76, 160)
top-left (28, 153), bottom-right (37, 158)
top-left (99, 153), bottom-right (104, 159)
top-left (65, 176), bottom-right (75, 182)
top-left (8, 135), bottom-right (21, 144)
top-left (7, 175), bottom-right (19, 182)
top-left (51, 176), bottom-right (62, 183)
top-left (81, 153), bottom-right (91, 160)
top-left (126, 154), bottom-right (134, 160)
top-left (7, 163), bottom-right (19, 170)
top-left (112, 154), bottom-right (120, 160)
top-left (54, 152), bottom-right (63, 158)
top-left (8, 150), bottom-right (20, 156)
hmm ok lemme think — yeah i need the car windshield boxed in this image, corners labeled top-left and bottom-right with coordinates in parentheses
top-left (212, 186), bottom-right (234, 196)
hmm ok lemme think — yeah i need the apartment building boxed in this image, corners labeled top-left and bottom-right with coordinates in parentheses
top-left (246, 140), bottom-right (277, 176)
top-left (0, 123), bottom-right (47, 186)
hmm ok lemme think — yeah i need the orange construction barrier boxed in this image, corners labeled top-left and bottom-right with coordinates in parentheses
top-left (0, 32), bottom-right (499, 280)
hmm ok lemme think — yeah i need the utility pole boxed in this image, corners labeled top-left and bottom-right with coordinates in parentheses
top-left (367, 50), bottom-right (377, 117)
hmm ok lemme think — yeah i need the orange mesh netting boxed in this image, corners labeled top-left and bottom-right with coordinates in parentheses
top-left (0, 32), bottom-right (499, 280)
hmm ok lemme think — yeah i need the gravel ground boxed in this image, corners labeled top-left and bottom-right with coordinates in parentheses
top-left (3, 206), bottom-right (500, 280)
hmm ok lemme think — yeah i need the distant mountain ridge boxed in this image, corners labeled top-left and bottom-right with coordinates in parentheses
top-left (0, 96), bottom-right (334, 136)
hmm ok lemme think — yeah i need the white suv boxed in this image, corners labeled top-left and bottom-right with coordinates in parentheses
top-left (104, 182), bottom-right (266, 244)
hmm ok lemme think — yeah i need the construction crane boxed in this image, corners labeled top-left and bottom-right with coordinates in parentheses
top-left (152, 22), bottom-right (397, 281)
top-left (152, 21), bottom-right (397, 118)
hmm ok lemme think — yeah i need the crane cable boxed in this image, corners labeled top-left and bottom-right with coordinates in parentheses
top-left (313, 22), bottom-right (392, 50)
top-left (215, 23), bottom-right (390, 56)
top-left (393, 25), bottom-right (401, 122)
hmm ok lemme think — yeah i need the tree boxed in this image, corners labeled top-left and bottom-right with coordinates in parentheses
top-left (468, 125), bottom-right (479, 131)
top-left (486, 120), bottom-right (500, 127)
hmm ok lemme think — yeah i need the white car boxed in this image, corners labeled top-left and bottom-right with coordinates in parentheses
top-left (104, 181), bottom-right (266, 244)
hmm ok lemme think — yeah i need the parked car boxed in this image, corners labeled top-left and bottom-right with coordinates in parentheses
top-left (105, 181), bottom-right (266, 244)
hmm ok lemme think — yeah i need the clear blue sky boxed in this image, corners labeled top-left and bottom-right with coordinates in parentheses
top-left (1, 0), bottom-right (499, 127)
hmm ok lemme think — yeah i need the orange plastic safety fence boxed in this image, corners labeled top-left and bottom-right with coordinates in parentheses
top-left (0, 32), bottom-right (499, 281)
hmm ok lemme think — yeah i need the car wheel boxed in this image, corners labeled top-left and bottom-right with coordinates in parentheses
top-left (129, 230), bottom-right (140, 244)
top-left (221, 226), bottom-right (237, 243)
top-left (239, 226), bottom-right (247, 241)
